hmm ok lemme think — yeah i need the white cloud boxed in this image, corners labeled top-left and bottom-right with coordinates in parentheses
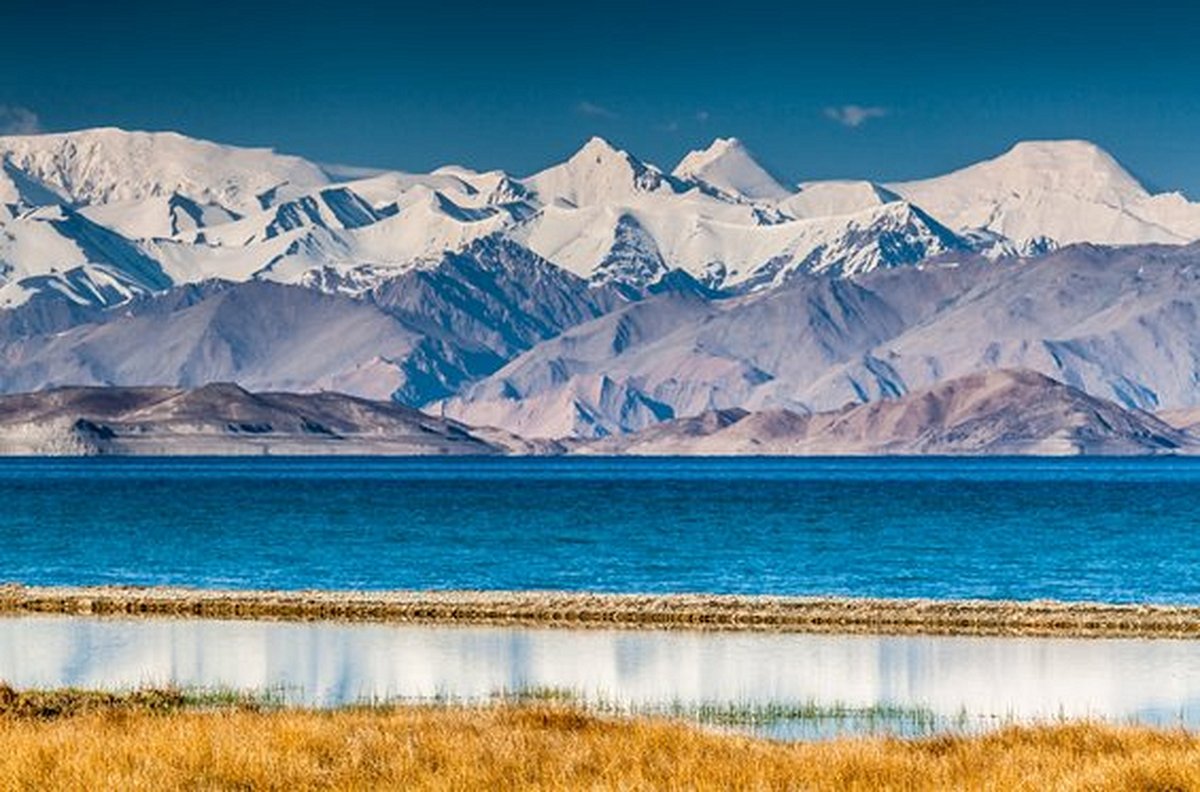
top-left (823, 104), bottom-right (888, 128)
top-left (0, 106), bottom-right (41, 135)
top-left (576, 101), bottom-right (617, 120)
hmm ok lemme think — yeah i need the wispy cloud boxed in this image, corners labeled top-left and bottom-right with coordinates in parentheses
top-left (656, 120), bottom-right (681, 133)
top-left (823, 104), bottom-right (887, 128)
top-left (695, 110), bottom-right (710, 123)
top-left (576, 101), bottom-right (618, 120)
top-left (0, 105), bottom-right (41, 135)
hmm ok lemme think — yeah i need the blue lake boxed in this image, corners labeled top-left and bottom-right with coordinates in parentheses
top-left (2, 456), bottom-right (1198, 602)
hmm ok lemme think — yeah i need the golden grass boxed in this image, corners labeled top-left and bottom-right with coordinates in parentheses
top-left (1, 690), bottom-right (1199, 790)
top-left (6, 583), bottom-right (1200, 638)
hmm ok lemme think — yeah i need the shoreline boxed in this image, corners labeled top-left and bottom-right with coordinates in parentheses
top-left (4, 585), bottom-right (1200, 638)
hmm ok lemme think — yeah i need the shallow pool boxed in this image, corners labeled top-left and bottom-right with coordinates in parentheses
top-left (3, 615), bottom-right (1198, 738)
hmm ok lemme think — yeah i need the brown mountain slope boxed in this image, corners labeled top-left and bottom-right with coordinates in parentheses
top-left (582, 370), bottom-right (1191, 456)
top-left (0, 384), bottom-right (534, 456)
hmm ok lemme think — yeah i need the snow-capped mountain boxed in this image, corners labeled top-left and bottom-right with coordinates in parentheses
top-left (0, 203), bottom-right (173, 308)
top-left (887, 140), bottom-right (1200, 248)
top-left (0, 135), bottom-right (535, 307)
top-left (523, 136), bottom-right (678, 207)
top-left (671, 137), bottom-right (790, 202)
top-left (509, 137), bottom-right (965, 289)
top-left (734, 201), bottom-right (967, 286)
top-left (7, 127), bottom-right (1200, 312)
top-left (7, 125), bottom-right (1200, 442)
top-left (0, 128), bottom-right (991, 307)
top-left (0, 128), bottom-right (328, 212)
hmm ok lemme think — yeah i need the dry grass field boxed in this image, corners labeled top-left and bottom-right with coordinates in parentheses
top-left (1, 686), bottom-right (1199, 790)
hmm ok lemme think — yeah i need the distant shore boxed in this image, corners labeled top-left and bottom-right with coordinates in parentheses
top-left (4, 585), bottom-right (1200, 639)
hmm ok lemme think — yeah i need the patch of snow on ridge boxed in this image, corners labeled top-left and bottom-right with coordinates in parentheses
top-left (782, 181), bottom-right (900, 219)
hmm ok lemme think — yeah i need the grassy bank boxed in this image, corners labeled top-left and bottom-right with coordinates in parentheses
top-left (1, 687), bottom-right (1198, 790)
top-left (5, 583), bottom-right (1200, 638)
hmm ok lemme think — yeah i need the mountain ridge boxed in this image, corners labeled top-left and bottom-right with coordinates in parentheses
top-left (5, 126), bottom-right (1200, 446)
top-left (7, 127), bottom-right (1200, 310)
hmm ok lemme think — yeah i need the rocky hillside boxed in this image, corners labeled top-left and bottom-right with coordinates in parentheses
top-left (0, 384), bottom-right (536, 456)
top-left (579, 370), bottom-right (1192, 456)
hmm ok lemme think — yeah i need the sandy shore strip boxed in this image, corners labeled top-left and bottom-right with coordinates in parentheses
top-left (3, 585), bottom-right (1200, 638)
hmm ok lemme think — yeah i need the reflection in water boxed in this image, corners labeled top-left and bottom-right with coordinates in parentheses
top-left (2, 616), bottom-right (1200, 736)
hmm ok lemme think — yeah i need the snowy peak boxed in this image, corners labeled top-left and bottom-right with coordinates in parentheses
top-left (1007, 139), bottom-right (1140, 178)
top-left (673, 137), bottom-right (790, 202)
top-left (572, 135), bottom-right (626, 163)
top-left (959, 139), bottom-right (1147, 202)
top-left (890, 139), bottom-right (1147, 209)
top-left (523, 137), bottom-right (673, 207)
top-left (886, 138), bottom-right (1200, 247)
top-left (0, 127), bottom-right (329, 214)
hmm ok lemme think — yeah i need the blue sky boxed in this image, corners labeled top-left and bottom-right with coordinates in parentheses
top-left (3, 1), bottom-right (1199, 193)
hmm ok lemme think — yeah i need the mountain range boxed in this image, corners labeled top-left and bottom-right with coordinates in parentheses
top-left (3, 126), bottom-right (1200, 452)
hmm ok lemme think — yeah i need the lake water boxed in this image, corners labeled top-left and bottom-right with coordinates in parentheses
top-left (2, 457), bottom-right (1199, 602)
top-left (3, 615), bottom-right (1200, 738)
